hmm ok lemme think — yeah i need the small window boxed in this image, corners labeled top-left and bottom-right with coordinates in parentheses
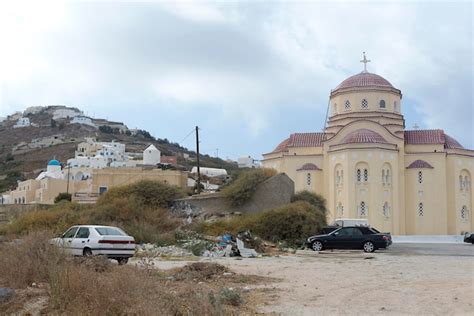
top-left (385, 169), bottom-right (390, 184)
top-left (418, 171), bottom-right (423, 184)
top-left (461, 206), bottom-right (469, 221)
top-left (382, 170), bottom-right (385, 184)
top-left (364, 169), bottom-right (369, 182)
top-left (418, 203), bottom-right (424, 217)
top-left (76, 227), bottom-right (90, 239)
top-left (383, 202), bottom-right (390, 217)
top-left (359, 201), bottom-right (367, 217)
top-left (357, 169), bottom-right (362, 182)
top-left (345, 100), bottom-right (351, 110)
top-left (379, 100), bottom-right (386, 108)
top-left (336, 171), bottom-right (340, 185)
top-left (361, 99), bottom-right (368, 109)
top-left (307, 173), bottom-right (311, 186)
top-left (99, 186), bottom-right (108, 194)
top-left (63, 227), bottom-right (79, 238)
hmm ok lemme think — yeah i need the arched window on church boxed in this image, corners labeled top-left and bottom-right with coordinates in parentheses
top-left (383, 202), bottom-right (390, 218)
top-left (379, 100), bottom-right (386, 108)
top-left (336, 171), bottom-right (340, 186)
top-left (341, 170), bottom-right (344, 184)
top-left (385, 169), bottom-right (390, 184)
top-left (465, 176), bottom-right (470, 190)
top-left (418, 202), bottom-right (424, 217)
top-left (382, 170), bottom-right (385, 184)
top-left (345, 100), bottom-right (351, 110)
top-left (357, 169), bottom-right (362, 182)
top-left (361, 99), bottom-right (368, 109)
top-left (418, 171), bottom-right (423, 184)
top-left (460, 205), bottom-right (469, 222)
top-left (460, 175), bottom-right (464, 190)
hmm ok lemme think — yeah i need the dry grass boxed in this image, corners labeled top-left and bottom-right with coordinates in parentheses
top-left (0, 233), bottom-right (270, 315)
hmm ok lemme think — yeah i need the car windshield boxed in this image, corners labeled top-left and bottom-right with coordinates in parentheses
top-left (95, 227), bottom-right (126, 236)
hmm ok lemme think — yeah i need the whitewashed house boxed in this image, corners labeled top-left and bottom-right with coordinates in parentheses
top-left (71, 116), bottom-right (97, 128)
top-left (13, 117), bottom-right (31, 128)
top-left (143, 145), bottom-right (161, 165)
top-left (238, 156), bottom-right (259, 168)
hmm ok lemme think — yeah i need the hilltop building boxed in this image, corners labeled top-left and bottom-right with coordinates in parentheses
top-left (13, 117), bottom-right (31, 128)
top-left (262, 54), bottom-right (473, 235)
top-left (70, 116), bottom-right (97, 128)
top-left (238, 156), bottom-right (260, 168)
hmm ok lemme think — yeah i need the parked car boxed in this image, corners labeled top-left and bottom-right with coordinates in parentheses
top-left (51, 225), bottom-right (135, 265)
top-left (464, 232), bottom-right (474, 244)
top-left (306, 226), bottom-right (392, 253)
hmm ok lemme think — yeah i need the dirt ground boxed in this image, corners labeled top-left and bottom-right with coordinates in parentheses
top-left (136, 247), bottom-right (474, 315)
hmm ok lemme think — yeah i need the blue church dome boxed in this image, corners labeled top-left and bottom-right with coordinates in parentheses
top-left (47, 159), bottom-right (61, 166)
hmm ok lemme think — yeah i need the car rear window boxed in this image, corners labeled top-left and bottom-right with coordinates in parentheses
top-left (95, 227), bottom-right (126, 236)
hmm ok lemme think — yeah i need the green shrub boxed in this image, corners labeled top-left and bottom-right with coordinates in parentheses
top-left (200, 200), bottom-right (327, 247)
top-left (291, 191), bottom-right (327, 214)
top-left (97, 180), bottom-right (184, 209)
top-left (251, 201), bottom-right (327, 246)
top-left (54, 192), bottom-right (72, 203)
top-left (222, 168), bottom-right (276, 206)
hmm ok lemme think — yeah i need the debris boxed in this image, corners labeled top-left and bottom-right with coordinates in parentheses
top-left (0, 288), bottom-right (15, 302)
top-left (137, 244), bottom-right (193, 257)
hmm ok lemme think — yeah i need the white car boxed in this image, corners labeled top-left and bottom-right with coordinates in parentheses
top-left (51, 225), bottom-right (135, 265)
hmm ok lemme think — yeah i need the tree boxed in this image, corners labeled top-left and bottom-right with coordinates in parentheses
top-left (54, 192), bottom-right (72, 203)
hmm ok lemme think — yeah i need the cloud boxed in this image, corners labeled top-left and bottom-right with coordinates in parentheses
top-left (0, 1), bottom-right (472, 155)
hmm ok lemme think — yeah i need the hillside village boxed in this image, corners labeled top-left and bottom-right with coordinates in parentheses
top-left (0, 105), bottom-right (261, 204)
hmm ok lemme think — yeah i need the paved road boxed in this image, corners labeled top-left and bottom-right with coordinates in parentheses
top-left (383, 242), bottom-right (474, 257)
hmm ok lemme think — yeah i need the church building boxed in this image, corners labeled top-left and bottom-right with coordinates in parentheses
top-left (262, 54), bottom-right (473, 235)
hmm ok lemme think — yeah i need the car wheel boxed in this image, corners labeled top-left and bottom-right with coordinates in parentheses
top-left (311, 240), bottom-right (323, 252)
top-left (83, 248), bottom-right (93, 257)
top-left (117, 258), bottom-right (128, 265)
top-left (363, 241), bottom-right (375, 253)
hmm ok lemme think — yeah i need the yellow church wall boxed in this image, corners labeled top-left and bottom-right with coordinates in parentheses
top-left (446, 154), bottom-right (474, 234)
top-left (404, 153), bottom-right (449, 235)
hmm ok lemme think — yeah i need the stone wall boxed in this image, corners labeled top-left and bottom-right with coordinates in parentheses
top-left (172, 173), bottom-right (294, 217)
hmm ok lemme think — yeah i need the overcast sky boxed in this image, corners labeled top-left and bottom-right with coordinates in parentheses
top-left (0, 0), bottom-right (472, 160)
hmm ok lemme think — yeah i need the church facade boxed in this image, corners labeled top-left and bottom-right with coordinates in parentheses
top-left (262, 58), bottom-right (473, 235)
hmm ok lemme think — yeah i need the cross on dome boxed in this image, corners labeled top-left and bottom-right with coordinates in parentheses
top-left (360, 52), bottom-right (371, 73)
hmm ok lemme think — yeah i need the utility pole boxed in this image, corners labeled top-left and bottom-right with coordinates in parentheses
top-left (66, 164), bottom-right (70, 194)
top-left (195, 126), bottom-right (201, 194)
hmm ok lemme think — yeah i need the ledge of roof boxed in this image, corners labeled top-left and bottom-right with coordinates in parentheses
top-left (296, 163), bottom-right (322, 171)
top-left (406, 160), bottom-right (434, 169)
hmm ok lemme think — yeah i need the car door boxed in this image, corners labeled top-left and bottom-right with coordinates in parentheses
top-left (61, 226), bottom-right (79, 254)
top-left (330, 228), bottom-right (353, 249)
top-left (70, 227), bottom-right (91, 256)
top-left (348, 227), bottom-right (365, 249)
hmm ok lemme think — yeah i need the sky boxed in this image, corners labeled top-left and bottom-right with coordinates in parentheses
top-left (0, 0), bottom-right (472, 160)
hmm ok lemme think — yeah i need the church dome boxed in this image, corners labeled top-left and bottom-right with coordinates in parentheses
top-left (339, 129), bottom-right (388, 145)
top-left (334, 72), bottom-right (394, 91)
top-left (47, 159), bottom-right (61, 166)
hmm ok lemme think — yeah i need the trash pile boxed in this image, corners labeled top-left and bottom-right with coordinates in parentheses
top-left (136, 244), bottom-right (193, 257)
top-left (203, 230), bottom-right (260, 258)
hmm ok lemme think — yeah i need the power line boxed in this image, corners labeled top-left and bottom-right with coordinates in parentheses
top-left (179, 128), bottom-right (195, 144)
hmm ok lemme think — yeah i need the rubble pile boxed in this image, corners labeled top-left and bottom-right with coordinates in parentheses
top-left (136, 244), bottom-right (193, 257)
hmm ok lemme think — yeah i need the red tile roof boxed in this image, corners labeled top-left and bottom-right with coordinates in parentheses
top-left (404, 129), bottom-right (464, 149)
top-left (271, 132), bottom-right (325, 153)
top-left (339, 129), bottom-right (388, 145)
top-left (407, 160), bottom-right (434, 169)
top-left (332, 72), bottom-right (398, 93)
top-left (297, 163), bottom-right (322, 171)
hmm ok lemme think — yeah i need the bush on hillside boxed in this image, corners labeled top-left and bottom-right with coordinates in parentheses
top-left (2, 181), bottom-right (186, 244)
top-left (97, 180), bottom-right (184, 209)
top-left (222, 168), bottom-right (276, 207)
top-left (54, 192), bottom-right (72, 203)
top-left (291, 191), bottom-right (327, 214)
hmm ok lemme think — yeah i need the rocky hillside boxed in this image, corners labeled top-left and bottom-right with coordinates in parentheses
top-left (0, 106), bottom-right (237, 192)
